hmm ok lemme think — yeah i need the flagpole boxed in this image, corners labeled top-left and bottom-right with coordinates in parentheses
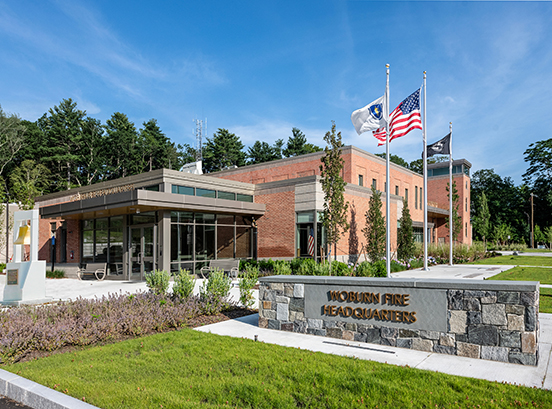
top-left (422, 71), bottom-right (428, 271)
top-left (449, 122), bottom-right (453, 266)
top-left (385, 64), bottom-right (390, 278)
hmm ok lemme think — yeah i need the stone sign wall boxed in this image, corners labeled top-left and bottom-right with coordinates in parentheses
top-left (258, 276), bottom-right (539, 366)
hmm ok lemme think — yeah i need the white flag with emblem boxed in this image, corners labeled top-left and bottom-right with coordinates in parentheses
top-left (351, 95), bottom-right (388, 135)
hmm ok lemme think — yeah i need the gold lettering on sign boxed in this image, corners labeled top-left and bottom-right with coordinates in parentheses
top-left (323, 288), bottom-right (417, 324)
top-left (70, 184), bottom-right (135, 202)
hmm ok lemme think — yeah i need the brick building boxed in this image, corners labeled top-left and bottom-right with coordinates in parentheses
top-left (32, 146), bottom-right (471, 279)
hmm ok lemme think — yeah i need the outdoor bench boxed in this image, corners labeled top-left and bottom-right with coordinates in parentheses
top-left (200, 259), bottom-right (240, 279)
top-left (77, 262), bottom-right (107, 281)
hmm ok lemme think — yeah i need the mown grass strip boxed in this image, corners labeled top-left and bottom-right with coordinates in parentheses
top-left (5, 329), bottom-right (552, 409)
top-left (486, 266), bottom-right (552, 284)
top-left (472, 256), bottom-right (552, 266)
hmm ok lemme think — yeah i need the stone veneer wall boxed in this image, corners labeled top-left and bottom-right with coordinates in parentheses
top-left (258, 276), bottom-right (539, 366)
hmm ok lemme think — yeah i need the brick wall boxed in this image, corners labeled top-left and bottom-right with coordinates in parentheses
top-left (255, 189), bottom-right (296, 258)
top-left (428, 174), bottom-right (471, 244)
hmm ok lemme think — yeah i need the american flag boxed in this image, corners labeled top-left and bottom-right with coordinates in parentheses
top-left (307, 227), bottom-right (315, 257)
top-left (373, 88), bottom-right (422, 146)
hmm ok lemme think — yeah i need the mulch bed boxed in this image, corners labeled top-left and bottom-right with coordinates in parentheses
top-left (188, 307), bottom-right (257, 328)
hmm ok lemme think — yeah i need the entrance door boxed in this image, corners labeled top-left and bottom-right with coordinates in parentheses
top-left (129, 225), bottom-right (155, 280)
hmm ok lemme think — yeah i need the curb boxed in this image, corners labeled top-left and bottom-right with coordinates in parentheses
top-left (0, 369), bottom-right (99, 409)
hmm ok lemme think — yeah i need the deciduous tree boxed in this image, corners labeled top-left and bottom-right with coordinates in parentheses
top-left (319, 122), bottom-right (349, 261)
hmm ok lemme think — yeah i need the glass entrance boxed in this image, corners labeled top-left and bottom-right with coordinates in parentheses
top-left (129, 225), bottom-right (155, 280)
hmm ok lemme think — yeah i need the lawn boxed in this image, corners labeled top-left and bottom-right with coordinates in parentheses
top-left (472, 255), bottom-right (552, 266)
top-left (540, 288), bottom-right (552, 314)
top-left (5, 329), bottom-right (552, 409)
top-left (486, 266), bottom-right (552, 284)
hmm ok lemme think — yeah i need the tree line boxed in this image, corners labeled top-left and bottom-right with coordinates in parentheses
top-left (0, 99), bottom-right (321, 208)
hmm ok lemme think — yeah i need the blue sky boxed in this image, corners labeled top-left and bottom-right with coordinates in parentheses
top-left (1, 0), bottom-right (551, 184)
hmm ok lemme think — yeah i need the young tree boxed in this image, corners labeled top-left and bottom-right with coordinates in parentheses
top-left (397, 199), bottom-right (415, 261)
top-left (472, 191), bottom-right (490, 246)
top-left (363, 187), bottom-right (385, 262)
top-left (445, 181), bottom-right (462, 242)
top-left (319, 122), bottom-right (349, 261)
top-left (544, 226), bottom-right (552, 249)
top-left (202, 129), bottom-right (246, 173)
top-left (9, 160), bottom-right (51, 210)
top-left (493, 223), bottom-right (513, 246)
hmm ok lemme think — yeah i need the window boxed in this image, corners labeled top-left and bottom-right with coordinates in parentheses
top-left (420, 188), bottom-right (423, 210)
top-left (465, 198), bottom-right (468, 212)
top-left (415, 186), bottom-right (418, 209)
top-left (359, 175), bottom-right (364, 187)
top-left (143, 185), bottom-right (160, 191)
top-left (218, 191), bottom-right (236, 201)
top-left (372, 179), bottom-right (377, 189)
top-left (405, 188), bottom-right (408, 203)
top-left (465, 222), bottom-right (468, 237)
top-left (196, 188), bottom-right (216, 198)
top-left (395, 186), bottom-right (399, 195)
top-left (237, 194), bottom-right (253, 202)
top-left (172, 185), bottom-right (194, 195)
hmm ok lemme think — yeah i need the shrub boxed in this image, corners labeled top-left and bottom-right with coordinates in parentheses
top-left (199, 268), bottom-right (232, 315)
top-left (298, 258), bottom-right (316, 275)
top-left (273, 260), bottom-right (292, 275)
top-left (239, 259), bottom-right (257, 272)
top-left (258, 258), bottom-right (275, 273)
top-left (289, 258), bottom-right (303, 274)
top-left (0, 263), bottom-right (5, 271)
top-left (172, 269), bottom-right (196, 299)
top-left (355, 261), bottom-right (373, 277)
top-left (145, 269), bottom-right (170, 296)
top-left (313, 262), bottom-right (330, 276)
top-left (239, 265), bottom-right (258, 307)
top-left (371, 260), bottom-right (387, 277)
top-left (329, 261), bottom-right (351, 276)
top-left (46, 269), bottom-right (65, 279)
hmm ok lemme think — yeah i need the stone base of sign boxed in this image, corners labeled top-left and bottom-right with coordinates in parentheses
top-left (258, 276), bottom-right (539, 366)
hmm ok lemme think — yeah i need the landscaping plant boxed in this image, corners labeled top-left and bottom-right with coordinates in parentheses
top-left (199, 268), bottom-right (232, 315)
top-left (172, 269), bottom-right (196, 299)
top-left (145, 269), bottom-right (170, 295)
top-left (239, 265), bottom-right (258, 307)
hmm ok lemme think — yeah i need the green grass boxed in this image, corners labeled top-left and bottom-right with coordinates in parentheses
top-left (487, 266), bottom-right (552, 284)
top-left (472, 256), bottom-right (552, 266)
top-left (5, 329), bottom-right (552, 409)
top-left (540, 288), bottom-right (552, 314)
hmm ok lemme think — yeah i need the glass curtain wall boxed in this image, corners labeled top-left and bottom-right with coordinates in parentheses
top-left (80, 215), bottom-right (124, 275)
top-left (170, 212), bottom-right (252, 274)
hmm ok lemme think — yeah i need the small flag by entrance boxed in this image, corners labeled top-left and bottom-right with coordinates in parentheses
top-left (307, 228), bottom-right (315, 257)
top-left (351, 95), bottom-right (388, 135)
top-left (372, 88), bottom-right (422, 146)
top-left (426, 132), bottom-right (451, 157)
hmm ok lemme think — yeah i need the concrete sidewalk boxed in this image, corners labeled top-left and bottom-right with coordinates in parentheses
top-left (196, 312), bottom-right (552, 389)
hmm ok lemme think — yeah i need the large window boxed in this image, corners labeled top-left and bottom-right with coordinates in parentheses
top-left (296, 211), bottom-right (325, 260)
top-left (170, 211), bottom-right (253, 274)
top-left (81, 216), bottom-right (124, 275)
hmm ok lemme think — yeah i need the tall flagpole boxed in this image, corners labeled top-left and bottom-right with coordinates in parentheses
top-left (449, 122), bottom-right (453, 266)
top-left (385, 64), bottom-right (391, 278)
top-left (422, 72), bottom-right (428, 271)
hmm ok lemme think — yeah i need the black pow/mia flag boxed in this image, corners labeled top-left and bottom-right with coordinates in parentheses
top-left (426, 133), bottom-right (451, 157)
